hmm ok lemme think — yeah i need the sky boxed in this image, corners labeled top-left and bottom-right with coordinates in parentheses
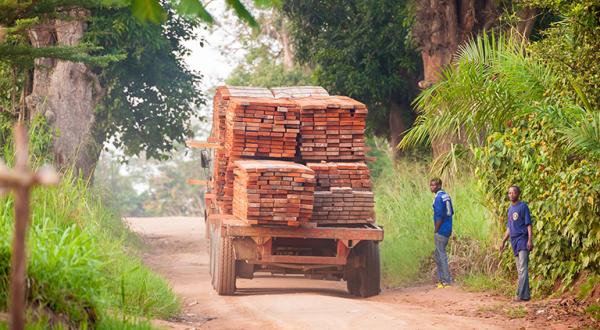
top-left (183, 2), bottom-right (245, 90)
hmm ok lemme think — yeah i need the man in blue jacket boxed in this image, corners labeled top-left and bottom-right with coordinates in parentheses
top-left (499, 185), bottom-right (533, 301)
top-left (430, 178), bottom-right (453, 288)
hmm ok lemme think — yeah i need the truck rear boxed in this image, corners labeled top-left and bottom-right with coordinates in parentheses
top-left (193, 86), bottom-right (383, 297)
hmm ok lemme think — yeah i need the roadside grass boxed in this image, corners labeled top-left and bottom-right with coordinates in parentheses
top-left (504, 305), bottom-right (528, 319)
top-left (461, 273), bottom-right (515, 297)
top-left (369, 138), bottom-right (500, 287)
top-left (0, 172), bottom-right (179, 328)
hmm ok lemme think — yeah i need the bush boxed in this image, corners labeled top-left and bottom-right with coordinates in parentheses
top-left (476, 114), bottom-right (600, 293)
top-left (370, 139), bottom-right (498, 287)
top-left (0, 173), bottom-right (179, 327)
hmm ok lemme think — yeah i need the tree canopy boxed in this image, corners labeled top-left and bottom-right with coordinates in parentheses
top-left (87, 5), bottom-right (204, 160)
top-left (283, 0), bottom-right (421, 130)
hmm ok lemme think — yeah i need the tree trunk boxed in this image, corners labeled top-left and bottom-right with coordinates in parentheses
top-left (280, 19), bottom-right (295, 72)
top-left (25, 8), bottom-right (103, 180)
top-left (516, 7), bottom-right (538, 40)
top-left (389, 99), bottom-right (414, 157)
top-left (415, 0), bottom-right (497, 157)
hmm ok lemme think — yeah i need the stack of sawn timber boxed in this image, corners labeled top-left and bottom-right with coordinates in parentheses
top-left (294, 96), bottom-right (367, 161)
top-left (211, 86), bottom-right (275, 213)
top-left (307, 162), bottom-right (375, 224)
top-left (209, 85), bottom-right (375, 226)
top-left (232, 160), bottom-right (315, 225)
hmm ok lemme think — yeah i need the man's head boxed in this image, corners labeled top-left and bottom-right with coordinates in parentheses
top-left (430, 178), bottom-right (442, 193)
top-left (508, 185), bottom-right (521, 203)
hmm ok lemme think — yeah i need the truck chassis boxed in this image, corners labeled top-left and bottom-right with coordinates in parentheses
top-left (204, 193), bottom-right (384, 297)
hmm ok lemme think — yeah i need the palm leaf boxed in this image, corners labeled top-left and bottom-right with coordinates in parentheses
top-left (226, 0), bottom-right (258, 28)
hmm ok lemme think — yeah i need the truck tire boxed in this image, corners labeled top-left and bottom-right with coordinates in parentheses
top-left (357, 240), bottom-right (380, 297)
top-left (209, 225), bottom-right (215, 278)
top-left (215, 235), bottom-right (236, 295)
top-left (209, 225), bottom-right (216, 288)
top-left (346, 269), bottom-right (360, 296)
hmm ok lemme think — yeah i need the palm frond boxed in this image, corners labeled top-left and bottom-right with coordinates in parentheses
top-left (401, 31), bottom-right (550, 152)
top-left (560, 111), bottom-right (600, 160)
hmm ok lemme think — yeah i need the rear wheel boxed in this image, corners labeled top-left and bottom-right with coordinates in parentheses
top-left (209, 225), bottom-right (216, 287)
top-left (346, 241), bottom-right (380, 298)
top-left (346, 268), bottom-right (360, 296)
top-left (214, 234), bottom-right (236, 295)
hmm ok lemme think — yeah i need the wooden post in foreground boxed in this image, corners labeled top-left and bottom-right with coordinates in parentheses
top-left (0, 124), bottom-right (59, 330)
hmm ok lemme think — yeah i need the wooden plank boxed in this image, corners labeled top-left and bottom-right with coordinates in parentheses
top-left (186, 140), bottom-right (222, 149)
top-left (187, 179), bottom-right (209, 186)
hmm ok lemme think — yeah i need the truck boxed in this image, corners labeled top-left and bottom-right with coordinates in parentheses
top-left (193, 86), bottom-right (384, 297)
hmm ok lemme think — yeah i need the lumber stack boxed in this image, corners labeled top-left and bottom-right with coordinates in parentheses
top-left (207, 85), bottom-right (376, 225)
top-left (307, 162), bottom-right (375, 224)
top-left (233, 160), bottom-right (315, 224)
top-left (312, 188), bottom-right (375, 224)
top-left (211, 87), bottom-right (274, 213)
top-left (221, 97), bottom-right (301, 213)
top-left (307, 162), bottom-right (371, 191)
top-left (295, 96), bottom-right (367, 162)
top-left (225, 97), bottom-right (300, 159)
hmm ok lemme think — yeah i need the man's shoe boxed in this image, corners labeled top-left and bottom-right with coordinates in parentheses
top-left (442, 283), bottom-right (452, 288)
top-left (436, 283), bottom-right (444, 289)
top-left (513, 296), bottom-right (530, 302)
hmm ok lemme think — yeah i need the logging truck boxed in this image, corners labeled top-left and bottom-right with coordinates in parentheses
top-left (191, 86), bottom-right (384, 297)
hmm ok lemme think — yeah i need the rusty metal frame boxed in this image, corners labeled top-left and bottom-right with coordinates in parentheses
top-left (207, 214), bottom-right (383, 266)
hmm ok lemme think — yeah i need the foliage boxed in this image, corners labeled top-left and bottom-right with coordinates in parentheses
top-left (283, 0), bottom-right (420, 129)
top-left (93, 152), bottom-right (150, 217)
top-left (0, 171), bottom-right (179, 327)
top-left (226, 47), bottom-right (314, 87)
top-left (129, 0), bottom-right (275, 26)
top-left (94, 144), bottom-right (207, 217)
top-left (0, 125), bottom-right (178, 327)
top-left (401, 29), bottom-right (600, 292)
top-left (86, 5), bottom-right (205, 160)
top-left (369, 138), bottom-right (497, 287)
top-left (528, 0), bottom-right (600, 108)
top-left (476, 117), bottom-right (600, 292)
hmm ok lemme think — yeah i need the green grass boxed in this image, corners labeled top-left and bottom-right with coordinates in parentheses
top-left (461, 273), bottom-right (515, 297)
top-left (585, 304), bottom-right (600, 321)
top-left (369, 138), bottom-right (499, 287)
top-left (0, 172), bottom-right (179, 328)
top-left (504, 305), bottom-right (528, 319)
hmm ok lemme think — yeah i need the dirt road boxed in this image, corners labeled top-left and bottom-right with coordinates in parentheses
top-left (127, 217), bottom-right (580, 330)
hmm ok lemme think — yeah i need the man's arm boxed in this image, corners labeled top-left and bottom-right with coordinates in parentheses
top-left (499, 228), bottom-right (510, 253)
top-left (433, 195), bottom-right (443, 234)
top-left (434, 220), bottom-right (442, 233)
top-left (527, 225), bottom-right (533, 251)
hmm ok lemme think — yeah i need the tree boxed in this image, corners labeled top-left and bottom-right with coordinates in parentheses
top-left (412, 0), bottom-right (545, 156)
top-left (0, 0), bottom-right (272, 179)
top-left (401, 31), bottom-right (600, 291)
top-left (0, 2), bottom-right (203, 179)
top-left (283, 0), bottom-right (421, 150)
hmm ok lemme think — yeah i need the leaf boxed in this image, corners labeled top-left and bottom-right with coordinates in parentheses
top-left (225, 0), bottom-right (258, 28)
top-left (130, 0), bottom-right (166, 24)
top-left (177, 0), bottom-right (214, 23)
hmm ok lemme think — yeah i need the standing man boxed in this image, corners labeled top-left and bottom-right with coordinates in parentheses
top-left (430, 178), bottom-right (453, 288)
top-left (500, 185), bottom-right (533, 301)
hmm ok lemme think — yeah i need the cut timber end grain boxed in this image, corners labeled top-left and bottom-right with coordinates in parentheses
top-left (295, 96), bottom-right (368, 162)
top-left (232, 160), bottom-right (315, 225)
top-left (307, 162), bottom-right (372, 191)
top-left (211, 86), bottom-right (273, 213)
